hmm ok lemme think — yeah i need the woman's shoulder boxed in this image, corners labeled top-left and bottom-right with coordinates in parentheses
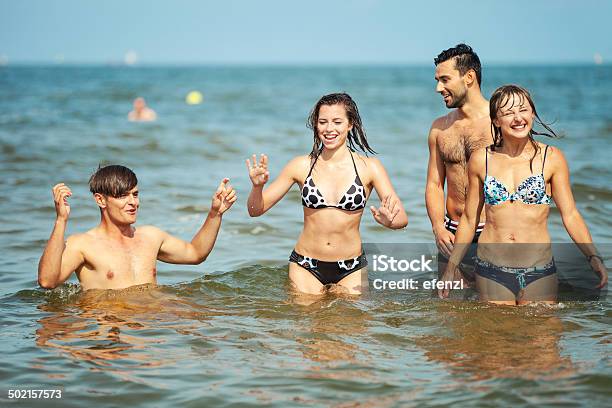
top-left (352, 152), bottom-right (380, 166)
top-left (283, 154), bottom-right (310, 168)
top-left (536, 142), bottom-right (567, 170)
top-left (536, 141), bottom-right (562, 154)
top-left (352, 153), bottom-right (384, 175)
top-left (283, 154), bottom-right (313, 178)
top-left (537, 142), bottom-right (565, 160)
top-left (474, 145), bottom-right (489, 155)
top-left (470, 146), bottom-right (488, 164)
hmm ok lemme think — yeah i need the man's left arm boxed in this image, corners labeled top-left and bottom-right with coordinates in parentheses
top-left (158, 178), bottom-right (236, 264)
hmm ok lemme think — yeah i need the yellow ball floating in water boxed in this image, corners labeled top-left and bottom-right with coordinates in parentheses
top-left (186, 91), bottom-right (203, 105)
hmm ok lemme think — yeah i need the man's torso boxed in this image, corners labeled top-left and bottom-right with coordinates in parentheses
top-left (436, 112), bottom-right (491, 219)
top-left (75, 227), bottom-right (162, 290)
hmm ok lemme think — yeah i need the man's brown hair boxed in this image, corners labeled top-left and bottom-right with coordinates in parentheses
top-left (89, 165), bottom-right (137, 197)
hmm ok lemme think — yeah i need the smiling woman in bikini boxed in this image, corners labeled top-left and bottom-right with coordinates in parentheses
top-left (246, 93), bottom-right (408, 295)
top-left (439, 84), bottom-right (607, 305)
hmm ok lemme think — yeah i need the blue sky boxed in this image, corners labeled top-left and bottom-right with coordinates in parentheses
top-left (1, 0), bottom-right (610, 65)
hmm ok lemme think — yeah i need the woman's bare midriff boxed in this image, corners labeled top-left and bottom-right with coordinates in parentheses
top-left (477, 203), bottom-right (552, 267)
top-left (294, 207), bottom-right (364, 260)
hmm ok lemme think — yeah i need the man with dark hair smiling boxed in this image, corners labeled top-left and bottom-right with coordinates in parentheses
top-left (426, 44), bottom-right (493, 283)
top-left (38, 165), bottom-right (236, 290)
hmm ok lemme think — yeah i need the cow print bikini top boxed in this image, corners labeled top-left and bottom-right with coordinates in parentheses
top-left (301, 150), bottom-right (367, 211)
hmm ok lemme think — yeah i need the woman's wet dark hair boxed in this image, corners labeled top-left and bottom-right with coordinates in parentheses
top-left (490, 84), bottom-right (559, 171)
top-left (89, 164), bottom-right (138, 198)
top-left (307, 93), bottom-right (376, 158)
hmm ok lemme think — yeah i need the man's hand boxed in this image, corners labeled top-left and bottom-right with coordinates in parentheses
top-left (211, 178), bottom-right (237, 215)
top-left (370, 195), bottom-right (401, 227)
top-left (434, 225), bottom-right (455, 258)
top-left (52, 183), bottom-right (72, 220)
top-left (246, 154), bottom-right (269, 187)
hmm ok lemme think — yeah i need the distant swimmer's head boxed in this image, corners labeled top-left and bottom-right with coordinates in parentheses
top-left (490, 84), bottom-right (559, 153)
top-left (434, 43), bottom-right (481, 109)
top-left (89, 165), bottom-right (139, 224)
top-left (133, 97), bottom-right (146, 111)
top-left (307, 93), bottom-right (376, 158)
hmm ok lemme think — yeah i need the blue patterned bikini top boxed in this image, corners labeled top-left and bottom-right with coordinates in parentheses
top-left (301, 150), bottom-right (367, 211)
top-left (484, 145), bottom-right (552, 206)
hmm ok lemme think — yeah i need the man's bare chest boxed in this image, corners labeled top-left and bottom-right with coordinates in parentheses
top-left (438, 124), bottom-right (490, 165)
top-left (81, 239), bottom-right (159, 281)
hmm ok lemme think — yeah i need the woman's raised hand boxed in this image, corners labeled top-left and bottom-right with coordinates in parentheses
top-left (246, 154), bottom-right (270, 187)
top-left (370, 195), bottom-right (400, 227)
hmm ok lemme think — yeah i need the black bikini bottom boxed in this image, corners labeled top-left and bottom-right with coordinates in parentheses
top-left (289, 250), bottom-right (367, 285)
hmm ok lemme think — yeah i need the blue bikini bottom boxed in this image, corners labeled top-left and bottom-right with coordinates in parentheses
top-left (474, 257), bottom-right (557, 298)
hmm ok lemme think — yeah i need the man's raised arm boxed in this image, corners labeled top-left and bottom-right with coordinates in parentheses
top-left (157, 178), bottom-right (237, 264)
top-left (38, 183), bottom-right (84, 289)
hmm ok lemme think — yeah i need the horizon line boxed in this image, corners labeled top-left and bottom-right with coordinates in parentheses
top-left (0, 60), bottom-right (608, 68)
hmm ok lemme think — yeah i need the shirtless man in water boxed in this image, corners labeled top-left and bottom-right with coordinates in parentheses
top-left (128, 97), bottom-right (157, 122)
top-left (38, 165), bottom-right (236, 291)
top-left (426, 44), bottom-right (492, 280)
